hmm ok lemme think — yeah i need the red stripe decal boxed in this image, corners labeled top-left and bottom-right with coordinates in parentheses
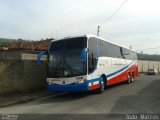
top-left (89, 84), bottom-right (100, 90)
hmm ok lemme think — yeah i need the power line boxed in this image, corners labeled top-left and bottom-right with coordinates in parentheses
top-left (101, 0), bottom-right (128, 26)
top-left (104, 32), bottom-right (143, 41)
top-left (105, 33), bottom-right (160, 49)
top-left (97, 0), bottom-right (128, 36)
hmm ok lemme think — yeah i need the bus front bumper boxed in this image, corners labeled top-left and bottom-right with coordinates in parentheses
top-left (47, 82), bottom-right (89, 92)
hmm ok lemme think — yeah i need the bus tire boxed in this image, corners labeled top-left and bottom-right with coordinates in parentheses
top-left (97, 77), bottom-right (105, 94)
top-left (131, 73), bottom-right (134, 83)
top-left (127, 73), bottom-right (131, 84)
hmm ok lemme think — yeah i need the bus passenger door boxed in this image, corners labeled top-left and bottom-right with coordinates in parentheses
top-left (88, 53), bottom-right (95, 74)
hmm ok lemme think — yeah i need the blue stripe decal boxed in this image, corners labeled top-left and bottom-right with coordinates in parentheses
top-left (88, 78), bottom-right (100, 83)
top-left (106, 61), bottom-right (134, 78)
top-left (88, 61), bottom-right (134, 82)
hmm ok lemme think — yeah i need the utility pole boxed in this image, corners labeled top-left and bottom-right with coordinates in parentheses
top-left (96, 26), bottom-right (100, 58)
top-left (97, 26), bottom-right (100, 36)
top-left (130, 45), bottom-right (132, 49)
top-left (56, 31), bottom-right (58, 39)
top-left (51, 32), bottom-right (53, 39)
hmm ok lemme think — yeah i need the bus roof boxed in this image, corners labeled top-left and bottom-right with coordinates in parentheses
top-left (51, 34), bottom-right (137, 52)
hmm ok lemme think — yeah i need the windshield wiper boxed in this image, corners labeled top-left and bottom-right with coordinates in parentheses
top-left (53, 56), bottom-right (74, 77)
top-left (53, 55), bottom-right (84, 77)
top-left (63, 59), bottom-right (75, 76)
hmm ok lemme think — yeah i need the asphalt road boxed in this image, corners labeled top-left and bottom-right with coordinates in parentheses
top-left (0, 75), bottom-right (160, 120)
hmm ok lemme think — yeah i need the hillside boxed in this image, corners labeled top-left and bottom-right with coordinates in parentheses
top-left (0, 38), bottom-right (19, 45)
top-left (137, 53), bottom-right (160, 61)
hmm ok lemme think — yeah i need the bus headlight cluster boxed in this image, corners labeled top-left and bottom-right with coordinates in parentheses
top-left (47, 79), bottom-right (54, 85)
top-left (78, 79), bottom-right (87, 84)
top-left (47, 81), bottom-right (53, 85)
top-left (76, 76), bottom-right (87, 83)
top-left (47, 79), bottom-right (51, 85)
top-left (48, 82), bottom-right (52, 85)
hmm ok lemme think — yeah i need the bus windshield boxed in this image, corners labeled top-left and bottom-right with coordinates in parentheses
top-left (47, 37), bottom-right (87, 78)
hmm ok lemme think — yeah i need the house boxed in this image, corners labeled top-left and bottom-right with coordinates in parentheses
top-left (6, 38), bottom-right (53, 53)
top-left (0, 44), bottom-right (8, 51)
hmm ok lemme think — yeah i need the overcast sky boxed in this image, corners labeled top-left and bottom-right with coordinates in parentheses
top-left (0, 0), bottom-right (160, 54)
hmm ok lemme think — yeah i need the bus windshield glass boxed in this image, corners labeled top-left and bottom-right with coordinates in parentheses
top-left (47, 37), bottom-right (87, 78)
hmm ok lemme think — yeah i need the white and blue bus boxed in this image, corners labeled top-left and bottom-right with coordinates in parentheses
top-left (46, 35), bottom-right (138, 93)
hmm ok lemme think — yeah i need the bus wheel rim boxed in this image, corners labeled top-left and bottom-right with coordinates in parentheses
top-left (101, 78), bottom-right (104, 91)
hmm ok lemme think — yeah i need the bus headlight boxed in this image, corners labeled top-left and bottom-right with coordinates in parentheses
top-left (78, 79), bottom-right (87, 83)
top-left (48, 82), bottom-right (52, 85)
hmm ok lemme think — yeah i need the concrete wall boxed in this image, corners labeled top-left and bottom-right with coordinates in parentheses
top-left (138, 60), bottom-right (160, 73)
top-left (0, 51), bottom-right (47, 95)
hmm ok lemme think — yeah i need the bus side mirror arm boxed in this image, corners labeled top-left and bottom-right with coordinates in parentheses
top-left (81, 48), bottom-right (89, 64)
top-left (37, 51), bottom-right (45, 65)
